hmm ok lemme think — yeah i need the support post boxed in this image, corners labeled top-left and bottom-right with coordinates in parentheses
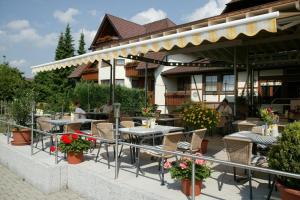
top-left (192, 75), bottom-right (201, 102)
top-left (55, 133), bottom-right (58, 164)
top-left (250, 67), bottom-right (254, 113)
top-left (31, 101), bottom-right (35, 156)
top-left (192, 158), bottom-right (195, 200)
top-left (7, 121), bottom-right (10, 144)
top-left (144, 62), bottom-right (148, 107)
top-left (112, 59), bottom-right (116, 105)
top-left (113, 103), bottom-right (121, 179)
top-left (233, 47), bottom-right (237, 117)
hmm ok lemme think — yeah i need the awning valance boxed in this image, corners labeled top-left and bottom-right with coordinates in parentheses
top-left (31, 12), bottom-right (279, 73)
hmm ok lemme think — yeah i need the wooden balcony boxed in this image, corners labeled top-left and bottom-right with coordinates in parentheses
top-left (165, 91), bottom-right (191, 106)
top-left (125, 66), bottom-right (144, 77)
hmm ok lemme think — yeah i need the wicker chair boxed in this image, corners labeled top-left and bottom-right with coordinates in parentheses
top-left (36, 117), bottom-right (53, 150)
top-left (223, 136), bottom-right (269, 200)
top-left (95, 123), bottom-right (116, 169)
top-left (64, 122), bottom-right (82, 132)
top-left (140, 132), bottom-right (183, 185)
top-left (119, 121), bottom-right (134, 162)
top-left (177, 129), bottom-right (207, 153)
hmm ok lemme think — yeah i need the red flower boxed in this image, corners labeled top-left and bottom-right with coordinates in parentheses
top-left (72, 134), bottom-right (79, 140)
top-left (86, 134), bottom-right (96, 142)
top-left (267, 107), bottom-right (273, 113)
top-left (61, 134), bottom-right (72, 144)
top-left (50, 145), bottom-right (56, 152)
top-left (75, 130), bottom-right (82, 134)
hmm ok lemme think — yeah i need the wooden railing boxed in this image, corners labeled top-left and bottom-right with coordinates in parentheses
top-left (165, 91), bottom-right (191, 106)
top-left (125, 66), bottom-right (145, 77)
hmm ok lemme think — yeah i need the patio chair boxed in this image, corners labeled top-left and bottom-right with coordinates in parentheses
top-left (95, 123), bottom-right (116, 169)
top-left (36, 117), bottom-right (53, 150)
top-left (119, 121), bottom-right (134, 162)
top-left (140, 132), bottom-right (183, 185)
top-left (88, 120), bottom-right (107, 151)
top-left (64, 122), bottom-right (82, 133)
top-left (223, 136), bottom-right (269, 200)
top-left (177, 129), bottom-right (207, 153)
top-left (237, 124), bottom-right (255, 132)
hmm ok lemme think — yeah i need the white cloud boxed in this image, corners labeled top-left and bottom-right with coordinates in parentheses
top-left (184, 0), bottom-right (230, 22)
top-left (6, 20), bottom-right (30, 30)
top-left (53, 8), bottom-right (79, 24)
top-left (130, 8), bottom-right (167, 25)
top-left (10, 59), bottom-right (27, 67)
top-left (88, 9), bottom-right (97, 17)
top-left (74, 28), bottom-right (97, 50)
top-left (4, 19), bottom-right (57, 48)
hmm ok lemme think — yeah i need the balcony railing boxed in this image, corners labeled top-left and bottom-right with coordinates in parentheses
top-left (165, 91), bottom-right (191, 106)
top-left (125, 66), bottom-right (145, 77)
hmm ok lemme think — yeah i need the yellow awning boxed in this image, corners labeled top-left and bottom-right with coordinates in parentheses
top-left (31, 12), bottom-right (279, 73)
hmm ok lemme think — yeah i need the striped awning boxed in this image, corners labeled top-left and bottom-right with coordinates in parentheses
top-left (31, 12), bottom-right (279, 73)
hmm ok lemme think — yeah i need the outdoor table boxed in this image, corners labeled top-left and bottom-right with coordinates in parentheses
top-left (228, 131), bottom-right (278, 146)
top-left (119, 125), bottom-right (184, 175)
top-left (156, 118), bottom-right (180, 126)
top-left (45, 118), bottom-right (94, 127)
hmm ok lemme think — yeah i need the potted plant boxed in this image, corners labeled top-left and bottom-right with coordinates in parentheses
top-left (9, 91), bottom-right (33, 145)
top-left (259, 107), bottom-right (279, 136)
top-left (182, 103), bottom-right (219, 153)
top-left (141, 104), bottom-right (157, 128)
top-left (268, 121), bottom-right (300, 200)
top-left (164, 153), bottom-right (211, 196)
top-left (58, 130), bottom-right (94, 164)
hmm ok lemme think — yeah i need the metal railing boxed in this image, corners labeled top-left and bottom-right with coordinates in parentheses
top-left (0, 116), bottom-right (300, 200)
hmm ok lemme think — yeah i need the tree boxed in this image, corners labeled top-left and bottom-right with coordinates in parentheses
top-left (63, 24), bottom-right (75, 58)
top-left (0, 63), bottom-right (27, 101)
top-left (77, 32), bottom-right (86, 55)
top-left (55, 32), bottom-right (65, 61)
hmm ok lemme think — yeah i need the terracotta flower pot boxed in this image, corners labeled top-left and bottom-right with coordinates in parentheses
top-left (11, 128), bottom-right (31, 145)
top-left (200, 139), bottom-right (209, 154)
top-left (181, 179), bottom-right (202, 196)
top-left (67, 151), bottom-right (84, 164)
top-left (276, 181), bottom-right (300, 200)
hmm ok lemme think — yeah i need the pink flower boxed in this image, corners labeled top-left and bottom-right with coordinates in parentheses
top-left (195, 159), bottom-right (206, 165)
top-left (164, 161), bottom-right (172, 169)
top-left (179, 162), bottom-right (187, 169)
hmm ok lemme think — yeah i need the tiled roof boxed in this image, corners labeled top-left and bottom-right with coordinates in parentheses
top-left (106, 14), bottom-right (146, 39)
top-left (136, 52), bottom-right (167, 69)
top-left (68, 64), bottom-right (87, 78)
top-left (91, 14), bottom-right (176, 49)
top-left (222, 0), bottom-right (277, 14)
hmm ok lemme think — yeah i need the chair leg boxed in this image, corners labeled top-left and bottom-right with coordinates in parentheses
top-left (41, 134), bottom-right (44, 151)
top-left (105, 144), bottom-right (110, 169)
top-left (113, 146), bottom-right (115, 160)
top-left (267, 176), bottom-right (276, 200)
top-left (95, 142), bottom-right (102, 162)
top-left (249, 169), bottom-right (253, 200)
top-left (118, 144), bottom-right (123, 158)
top-left (233, 167), bottom-right (237, 181)
top-left (158, 158), bottom-right (161, 171)
top-left (136, 147), bottom-right (140, 177)
top-left (161, 158), bottom-right (165, 186)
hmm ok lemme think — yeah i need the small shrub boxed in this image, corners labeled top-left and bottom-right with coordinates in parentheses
top-left (268, 121), bottom-right (300, 189)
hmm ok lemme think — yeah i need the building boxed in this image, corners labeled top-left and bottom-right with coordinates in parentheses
top-left (32, 0), bottom-right (300, 117)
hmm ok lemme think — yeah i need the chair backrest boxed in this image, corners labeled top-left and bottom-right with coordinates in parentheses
top-left (223, 136), bottom-right (252, 165)
top-left (62, 115), bottom-right (71, 120)
top-left (120, 121), bottom-right (135, 128)
top-left (190, 129), bottom-right (207, 152)
top-left (36, 117), bottom-right (52, 132)
top-left (90, 120), bottom-right (107, 136)
top-left (64, 122), bottom-right (82, 132)
top-left (96, 123), bottom-right (114, 141)
top-left (237, 124), bottom-right (255, 132)
top-left (162, 132), bottom-right (183, 155)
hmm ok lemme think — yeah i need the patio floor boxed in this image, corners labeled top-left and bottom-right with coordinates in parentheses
top-left (0, 133), bottom-right (281, 200)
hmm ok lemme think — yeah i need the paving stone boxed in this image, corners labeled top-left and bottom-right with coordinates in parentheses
top-left (0, 164), bottom-right (84, 200)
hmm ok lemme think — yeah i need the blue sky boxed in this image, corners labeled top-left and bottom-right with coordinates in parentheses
top-left (0, 0), bottom-right (229, 77)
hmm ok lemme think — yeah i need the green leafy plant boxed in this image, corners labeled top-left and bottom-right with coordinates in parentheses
top-left (9, 91), bottom-right (33, 127)
top-left (164, 153), bottom-right (211, 181)
top-left (141, 104), bottom-right (157, 118)
top-left (182, 103), bottom-right (219, 130)
top-left (58, 131), bottom-right (94, 153)
top-left (268, 121), bottom-right (300, 189)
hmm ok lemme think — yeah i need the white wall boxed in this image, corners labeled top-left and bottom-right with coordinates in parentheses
top-left (154, 54), bottom-right (197, 114)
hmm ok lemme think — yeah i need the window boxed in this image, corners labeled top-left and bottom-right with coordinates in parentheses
top-left (115, 79), bottom-right (125, 86)
top-left (116, 59), bottom-right (125, 66)
top-left (177, 77), bottom-right (190, 91)
top-left (222, 75), bottom-right (235, 91)
top-left (205, 76), bottom-right (218, 92)
top-left (101, 80), bottom-right (110, 85)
